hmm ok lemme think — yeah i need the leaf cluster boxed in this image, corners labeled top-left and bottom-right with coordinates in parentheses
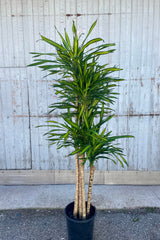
top-left (28, 20), bottom-right (133, 168)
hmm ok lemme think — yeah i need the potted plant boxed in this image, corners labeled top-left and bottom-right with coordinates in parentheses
top-left (28, 20), bottom-right (133, 240)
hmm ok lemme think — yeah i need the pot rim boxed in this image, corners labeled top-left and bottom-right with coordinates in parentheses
top-left (65, 201), bottom-right (96, 223)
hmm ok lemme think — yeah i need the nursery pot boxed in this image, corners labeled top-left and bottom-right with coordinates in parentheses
top-left (65, 202), bottom-right (96, 240)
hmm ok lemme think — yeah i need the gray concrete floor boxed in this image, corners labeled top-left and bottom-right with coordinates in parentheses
top-left (0, 185), bottom-right (160, 240)
top-left (0, 208), bottom-right (160, 240)
top-left (0, 185), bottom-right (160, 210)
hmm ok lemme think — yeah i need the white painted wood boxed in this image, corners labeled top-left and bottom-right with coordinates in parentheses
top-left (119, 79), bottom-right (160, 115)
top-left (0, 0), bottom-right (160, 179)
top-left (30, 116), bottom-right (75, 170)
top-left (0, 67), bottom-right (31, 169)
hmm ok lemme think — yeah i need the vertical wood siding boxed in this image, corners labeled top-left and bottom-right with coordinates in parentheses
top-left (0, 0), bottom-right (160, 171)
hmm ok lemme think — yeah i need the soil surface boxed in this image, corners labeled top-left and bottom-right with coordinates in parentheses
top-left (0, 208), bottom-right (160, 240)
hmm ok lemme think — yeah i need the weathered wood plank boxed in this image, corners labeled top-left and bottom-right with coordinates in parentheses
top-left (107, 115), bottom-right (160, 171)
top-left (30, 116), bottom-right (75, 170)
top-left (119, 78), bottom-right (160, 115)
top-left (0, 68), bottom-right (31, 169)
top-left (0, 170), bottom-right (159, 185)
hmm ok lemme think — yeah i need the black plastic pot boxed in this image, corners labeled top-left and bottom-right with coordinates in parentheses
top-left (65, 202), bottom-right (96, 240)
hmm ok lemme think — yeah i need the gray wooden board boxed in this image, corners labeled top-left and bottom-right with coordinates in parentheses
top-left (0, 170), bottom-right (159, 185)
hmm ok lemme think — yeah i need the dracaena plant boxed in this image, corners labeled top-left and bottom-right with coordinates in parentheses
top-left (28, 20), bottom-right (133, 220)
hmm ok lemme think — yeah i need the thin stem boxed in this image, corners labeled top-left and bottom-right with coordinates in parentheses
top-left (87, 165), bottom-right (95, 216)
top-left (73, 153), bottom-right (79, 218)
top-left (78, 159), bottom-right (82, 218)
top-left (80, 155), bottom-right (86, 219)
top-left (74, 98), bottom-right (79, 218)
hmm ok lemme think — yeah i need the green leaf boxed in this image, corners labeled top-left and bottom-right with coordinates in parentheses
top-left (103, 67), bottom-right (122, 74)
top-left (93, 49), bottom-right (115, 55)
top-left (82, 19), bottom-right (97, 45)
top-left (73, 32), bottom-right (78, 56)
top-left (93, 143), bottom-right (103, 153)
top-left (69, 148), bottom-right (80, 156)
top-left (78, 38), bottom-right (103, 56)
top-left (55, 26), bottom-right (69, 50)
top-left (27, 60), bottom-right (57, 67)
top-left (86, 148), bottom-right (92, 160)
top-left (29, 52), bottom-right (56, 57)
top-left (100, 128), bottom-right (106, 137)
top-left (27, 61), bottom-right (46, 67)
top-left (64, 118), bottom-right (79, 130)
top-left (78, 105), bottom-right (84, 121)
top-left (120, 155), bottom-right (129, 167)
top-left (63, 131), bottom-right (70, 143)
top-left (72, 21), bottom-right (77, 34)
top-left (100, 104), bottom-right (104, 122)
top-left (65, 29), bottom-right (72, 49)
top-left (113, 153), bottom-right (124, 168)
top-left (109, 135), bottom-right (134, 141)
top-left (82, 112), bottom-right (89, 129)
top-left (41, 35), bottom-right (66, 51)
top-left (80, 145), bottom-right (91, 155)
top-left (39, 65), bottom-right (60, 71)
top-left (46, 120), bottom-right (59, 124)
